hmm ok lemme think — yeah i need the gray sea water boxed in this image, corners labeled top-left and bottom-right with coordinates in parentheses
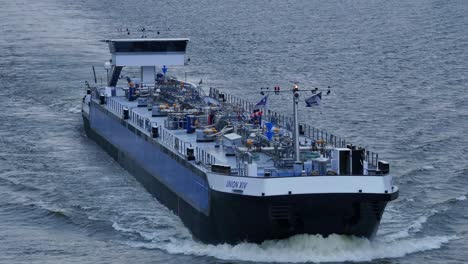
top-left (1, 0), bottom-right (468, 263)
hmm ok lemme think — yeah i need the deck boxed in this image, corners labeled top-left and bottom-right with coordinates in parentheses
top-left (91, 83), bottom-right (382, 178)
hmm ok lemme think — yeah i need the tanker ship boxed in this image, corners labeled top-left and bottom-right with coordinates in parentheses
top-left (82, 38), bottom-right (398, 244)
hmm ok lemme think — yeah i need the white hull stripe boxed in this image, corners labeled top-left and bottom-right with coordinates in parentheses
top-left (207, 173), bottom-right (397, 197)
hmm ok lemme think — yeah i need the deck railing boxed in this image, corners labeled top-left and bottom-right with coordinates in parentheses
top-left (102, 87), bottom-right (378, 169)
top-left (105, 94), bottom-right (217, 168)
top-left (159, 126), bottom-right (217, 167)
top-left (209, 87), bottom-right (380, 168)
top-left (195, 147), bottom-right (216, 166)
top-left (106, 97), bottom-right (124, 117)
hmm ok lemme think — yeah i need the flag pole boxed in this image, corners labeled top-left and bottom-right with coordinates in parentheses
top-left (265, 94), bottom-right (269, 125)
top-left (293, 85), bottom-right (301, 163)
top-left (258, 84), bottom-right (330, 163)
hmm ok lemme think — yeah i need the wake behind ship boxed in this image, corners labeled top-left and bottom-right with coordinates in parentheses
top-left (81, 38), bottom-right (398, 244)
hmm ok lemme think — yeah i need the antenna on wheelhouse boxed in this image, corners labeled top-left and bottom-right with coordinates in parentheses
top-left (116, 25), bottom-right (172, 38)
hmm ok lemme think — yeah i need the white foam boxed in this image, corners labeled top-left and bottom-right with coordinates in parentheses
top-left (382, 210), bottom-right (437, 241)
top-left (67, 105), bottom-right (82, 114)
top-left (408, 214), bottom-right (431, 233)
top-left (111, 217), bottom-right (192, 242)
top-left (456, 195), bottom-right (467, 201)
top-left (422, 165), bottom-right (435, 170)
top-left (112, 222), bottom-right (138, 234)
top-left (127, 234), bottom-right (455, 263)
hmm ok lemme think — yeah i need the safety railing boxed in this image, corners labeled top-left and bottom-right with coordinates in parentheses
top-left (106, 97), bottom-right (124, 117)
top-left (209, 87), bottom-right (379, 168)
top-left (159, 126), bottom-right (217, 167)
top-left (107, 94), bottom-right (218, 168)
top-left (195, 147), bottom-right (216, 166)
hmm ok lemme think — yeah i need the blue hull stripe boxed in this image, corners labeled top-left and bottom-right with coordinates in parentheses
top-left (89, 103), bottom-right (210, 213)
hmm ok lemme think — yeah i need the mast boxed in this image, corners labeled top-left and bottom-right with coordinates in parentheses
top-left (260, 83), bottom-right (329, 164)
top-left (293, 84), bottom-right (300, 163)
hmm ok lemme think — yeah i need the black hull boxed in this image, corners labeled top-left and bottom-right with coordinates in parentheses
top-left (83, 114), bottom-right (398, 244)
top-left (209, 190), bottom-right (396, 243)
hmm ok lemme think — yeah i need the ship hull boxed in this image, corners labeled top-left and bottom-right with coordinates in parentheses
top-left (209, 190), bottom-right (396, 243)
top-left (83, 108), bottom-right (397, 244)
top-left (83, 114), bottom-right (216, 242)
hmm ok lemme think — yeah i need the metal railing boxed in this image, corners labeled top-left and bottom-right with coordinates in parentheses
top-left (159, 126), bottom-right (217, 167)
top-left (209, 87), bottom-right (380, 168)
top-left (129, 110), bottom-right (146, 130)
top-left (106, 97), bottom-right (124, 117)
top-left (104, 87), bottom-right (382, 170)
top-left (195, 147), bottom-right (216, 166)
top-left (102, 88), bottom-right (218, 168)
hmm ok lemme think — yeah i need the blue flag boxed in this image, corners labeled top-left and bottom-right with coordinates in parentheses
top-left (265, 122), bottom-right (274, 141)
top-left (255, 95), bottom-right (269, 108)
top-left (305, 92), bottom-right (322, 107)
